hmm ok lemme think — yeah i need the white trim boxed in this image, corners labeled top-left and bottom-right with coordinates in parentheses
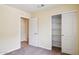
top-left (38, 45), bottom-right (51, 50)
top-left (0, 47), bottom-right (20, 55)
top-left (49, 16), bottom-right (54, 50)
top-left (19, 17), bottom-right (22, 47)
top-left (61, 10), bottom-right (77, 14)
top-left (51, 10), bottom-right (77, 16)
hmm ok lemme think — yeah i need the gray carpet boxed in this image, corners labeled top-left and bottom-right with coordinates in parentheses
top-left (5, 45), bottom-right (61, 55)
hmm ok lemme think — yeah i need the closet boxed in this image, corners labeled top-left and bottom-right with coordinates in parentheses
top-left (51, 11), bottom-right (77, 54)
top-left (52, 14), bottom-right (61, 48)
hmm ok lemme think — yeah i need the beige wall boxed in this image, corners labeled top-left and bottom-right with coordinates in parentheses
top-left (0, 5), bottom-right (30, 54)
top-left (32, 4), bottom-right (79, 54)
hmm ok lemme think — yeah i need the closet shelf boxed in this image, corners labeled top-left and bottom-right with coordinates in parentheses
top-left (52, 28), bottom-right (61, 30)
top-left (53, 35), bottom-right (61, 36)
top-left (52, 40), bottom-right (61, 43)
top-left (52, 23), bottom-right (61, 24)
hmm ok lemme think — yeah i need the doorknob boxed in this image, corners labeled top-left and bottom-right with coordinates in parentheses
top-left (34, 33), bottom-right (38, 35)
top-left (62, 34), bottom-right (64, 36)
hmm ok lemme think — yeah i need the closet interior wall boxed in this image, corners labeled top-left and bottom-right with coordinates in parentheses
top-left (52, 14), bottom-right (61, 48)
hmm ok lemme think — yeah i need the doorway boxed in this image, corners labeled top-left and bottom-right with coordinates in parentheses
top-left (21, 17), bottom-right (29, 48)
top-left (52, 14), bottom-right (61, 54)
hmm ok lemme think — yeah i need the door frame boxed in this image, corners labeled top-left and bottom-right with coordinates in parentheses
top-left (20, 17), bottom-right (29, 45)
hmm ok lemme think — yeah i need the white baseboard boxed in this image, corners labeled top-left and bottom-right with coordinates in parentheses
top-left (0, 47), bottom-right (20, 55)
top-left (29, 44), bottom-right (51, 50)
top-left (38, 46), bottom-right (51, 50)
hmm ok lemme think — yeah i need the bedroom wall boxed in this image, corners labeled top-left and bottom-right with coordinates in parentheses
top-left (0, 5), bottom-right (30, 54)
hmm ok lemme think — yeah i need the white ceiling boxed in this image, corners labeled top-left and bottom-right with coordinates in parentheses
top-left (6, 4), bottom-right (60, 13)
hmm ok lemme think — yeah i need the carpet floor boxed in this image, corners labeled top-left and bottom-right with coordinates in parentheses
top-left (5, 41), bottom-right (61, 55)
top-left (5, 45), bottom-right (61, 55)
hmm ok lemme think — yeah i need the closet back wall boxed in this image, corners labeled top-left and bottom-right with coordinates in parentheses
top-left (52, 15), bottom-right (61, 48)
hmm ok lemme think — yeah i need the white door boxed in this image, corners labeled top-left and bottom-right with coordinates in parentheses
top-left (29, 17), bottom-right (39, 47)
top-left (62, 12), bottom-right (77, 54)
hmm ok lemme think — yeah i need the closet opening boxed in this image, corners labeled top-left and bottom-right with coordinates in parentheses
top-left (51, 14), bottom-right (61, 54)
